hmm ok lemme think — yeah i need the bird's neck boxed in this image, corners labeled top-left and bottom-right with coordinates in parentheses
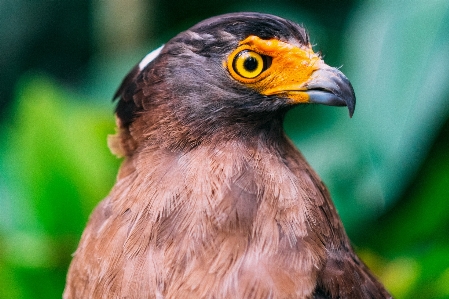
top-left (109, 107), bottom-right (289, 156)
top-left (113, 132), bottom-right (326, 243)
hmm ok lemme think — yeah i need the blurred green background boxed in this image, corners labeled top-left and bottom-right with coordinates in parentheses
top-left (1, 0), bottom-right (448, 298)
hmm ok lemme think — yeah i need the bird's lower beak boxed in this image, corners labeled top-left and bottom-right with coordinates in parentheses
top-left (302, 65), bottom-right (356, 117)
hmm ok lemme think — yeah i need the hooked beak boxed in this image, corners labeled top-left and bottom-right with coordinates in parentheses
top-left (303, 65), bottom-right (356, 117)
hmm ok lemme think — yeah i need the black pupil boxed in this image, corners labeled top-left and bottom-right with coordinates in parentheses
top-left (243, 56), bottom-right (258, 72)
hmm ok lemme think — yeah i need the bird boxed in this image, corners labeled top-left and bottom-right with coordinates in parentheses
top-left (64, 12), bottom-right (391, 299)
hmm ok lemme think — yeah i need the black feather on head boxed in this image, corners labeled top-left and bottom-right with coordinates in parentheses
top-left (113, 12), bottom-right (311, 135)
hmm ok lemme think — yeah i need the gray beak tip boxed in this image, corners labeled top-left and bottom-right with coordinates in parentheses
top-left (305, 67), bottom-right (356, 118)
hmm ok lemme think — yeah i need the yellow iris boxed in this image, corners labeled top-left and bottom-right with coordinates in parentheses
top-left (232, 50), bottom-right (264, 79)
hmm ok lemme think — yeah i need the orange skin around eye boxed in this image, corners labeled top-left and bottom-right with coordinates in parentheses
top-left (225, 35), bottom-right (323, 103)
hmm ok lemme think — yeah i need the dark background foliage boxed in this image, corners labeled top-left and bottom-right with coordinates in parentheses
top-left (1, 0), bottom-right (448, 298)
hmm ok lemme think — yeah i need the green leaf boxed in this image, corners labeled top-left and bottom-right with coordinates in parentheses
top-left (0, 73), bottom-right (121, 298)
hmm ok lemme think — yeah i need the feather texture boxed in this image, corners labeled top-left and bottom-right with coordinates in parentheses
top-left (64, 12), bottom-right (391, 299)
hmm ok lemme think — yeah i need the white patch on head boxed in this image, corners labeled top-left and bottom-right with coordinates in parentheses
top-left (139, 45), bottom-right (164, 70)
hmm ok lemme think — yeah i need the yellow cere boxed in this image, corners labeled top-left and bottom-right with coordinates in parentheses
top-left (225, 35), bottom-right (323, 104)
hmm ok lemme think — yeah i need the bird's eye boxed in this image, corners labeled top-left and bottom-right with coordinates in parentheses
top-left (232, 50), bottom-right (270, 79)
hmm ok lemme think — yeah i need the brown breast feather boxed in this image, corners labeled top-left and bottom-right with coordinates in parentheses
top-left (64, 135), bottom-right (390, 299)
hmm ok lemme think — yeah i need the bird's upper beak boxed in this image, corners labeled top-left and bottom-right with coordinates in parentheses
top-left (300, 65), bottom-right (356, 117)
top-left (233, 36), bottom-right (356, 117)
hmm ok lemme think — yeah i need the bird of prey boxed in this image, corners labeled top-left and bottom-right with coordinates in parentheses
top-left (64, 12), bottom-right (391, 299)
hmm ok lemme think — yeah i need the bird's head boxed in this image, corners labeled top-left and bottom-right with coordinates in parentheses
top-left (112, 12), bottom-right (355, 155)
